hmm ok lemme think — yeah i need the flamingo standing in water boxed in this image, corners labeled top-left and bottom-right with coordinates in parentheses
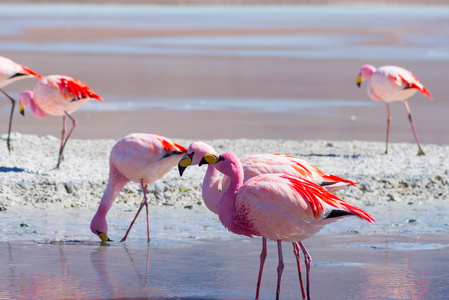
top-left (199, 152), bottom-right (375, 300)
top-left (356, 64), bottom-right (432, 155)
top-left (90, 133), bottom-right (187, 243)
top-left (18, 75), bottom-right (103, 168)
top-left (178, 142), bottom-right (358, 299)
top-left (0, 56), bottom-right (42, 152)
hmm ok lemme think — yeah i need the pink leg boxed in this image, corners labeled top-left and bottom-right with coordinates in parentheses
top-left (298, 241), bottom-right (312, 300)
top-left (255, 237), bottom-right (267, 300)
top-left (275, 240), bottom-right (284, 300)
top-left (121, 180), bottom-right (150, 243)
top-left (293, 242), bottom-right (306, 299)
top-left (403, 100), bottom-right (425, 156)
top-left (385, 103), bottom-right (391, 154)
top-left (56, 112), bottom-right (77, 168)
top-left (0, 88), bottom-right (17, 153)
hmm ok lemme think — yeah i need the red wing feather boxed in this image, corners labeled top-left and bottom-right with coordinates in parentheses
top-left (281, 174), bottom-right (375, 223)
top-left (398, 74), bottom-right (433, 100)
top-left (57, 77), bottom-right (103, 102)
top-left (20, 65), bottom-right (43, 79)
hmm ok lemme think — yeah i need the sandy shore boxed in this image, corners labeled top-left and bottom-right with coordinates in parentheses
top-left (1, 133), bottom-right (448, 237)
top-left (1, 133), bottom-right (448, 208)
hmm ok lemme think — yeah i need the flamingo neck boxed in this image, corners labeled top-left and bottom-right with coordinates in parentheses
top-left (202, 164), bottom-right (222, 214)
top-left (90, 164), bottom-right (129, 234)
top-left (19, 91), bottom-right (48, 118)
top-left (217, 166), bottom-right (244, 233)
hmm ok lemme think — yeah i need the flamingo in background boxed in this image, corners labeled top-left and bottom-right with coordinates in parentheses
top-left (18, 75), bottom-right (103, 168)
top-left (90, 133), bottom-right (187, 243)
top-left (178, 141), bottom-right (358, 299)
top-left (0, 56), bottom-right (42, 152)
top-left (356, 64), bottom-right (432, 156)
top-left (199, 152), bottom-right (375, 300)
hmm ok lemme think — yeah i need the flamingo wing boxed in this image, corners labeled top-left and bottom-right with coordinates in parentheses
top-left (383, 66), bottom-right (432, 100)
top-left (240, 154), bottom-right (357, 191)
top-left (56, 76), bottom-right (103, 103)
top-left (154, 134), bottom-right (188, 158)
top-left (280, 174), bottom-right (375, 223)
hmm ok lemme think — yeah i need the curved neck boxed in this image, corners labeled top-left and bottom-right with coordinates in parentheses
top-left (217, 166), bottom-right (244, 231)
top-left (202, 164), bottom-right (222, 214)
top-left (20, 91), bottom-right (48, 118)
top-left (96, 164), bottom-right (129, 218)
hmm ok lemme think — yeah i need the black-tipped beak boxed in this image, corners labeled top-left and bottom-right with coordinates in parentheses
top-left (19, 104), bottom-right (25, 116)
top-left (199, 153), bottom-right (221, 166)
top-left (178, 153), bottom-right (194, 177)
top-left (97, 232), bottom-right (113, 242)
top-left (356, 73), bottom-right (362, 88)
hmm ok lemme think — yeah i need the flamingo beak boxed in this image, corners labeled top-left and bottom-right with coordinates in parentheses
top-left (199, 153), bottom-right (220, 166)
top-left (356, 73), bottom-right (362, 88)
top-left (19, 104), bottom-right (25, 116)
top-left (98, 232), bottom-right (112, 242)
top-left (178, 153), bottom-right (194, 177)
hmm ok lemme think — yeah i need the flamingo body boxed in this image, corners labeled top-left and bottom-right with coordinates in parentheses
top-left (21, 75), bottom-right (103, 116)
top-left (200, 152), bottom-right (374, 299)
top-left (360, 65), bottom-right (432, 102)
top-left (237, 173), bottom-right (373, 242)
top-left (90, 133), bottom-right (187, 242)
top-left (357, 64), bottom-right (432, 155)
top-left (18, 75), bottom-right (103, 167)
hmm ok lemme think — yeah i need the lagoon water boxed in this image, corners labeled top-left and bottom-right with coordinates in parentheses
top-left (1, 4), bottom-right (449, 142)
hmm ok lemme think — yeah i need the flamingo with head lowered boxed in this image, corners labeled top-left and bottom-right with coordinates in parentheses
top-left (18, 75), bottom-right (103, 168)
top-left (198, 151), bottom-right (375, 300)
top-left (356, 64), bottom-right (432, 155)
top-left (90, 133), bottom-right (187, 243)
top-left (0, 56), bottom-right (42, 152)
top-left (178, 142), bottom-right (358, 299)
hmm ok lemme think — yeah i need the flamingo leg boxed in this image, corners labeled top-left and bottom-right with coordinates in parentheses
top-left (403, 99), bottom-right (425, 156)
top-left (292, 242), bottom-right (306, 300)
top-left (275, 240), bottom-right (284, 300)
top-left (0, 88), bottom-right (16, 153)
top-left (56, 112), bottom-right (77, 168)
top-left (298, 241), bottom-right (312, 300)
top-left (255, 237), bottom-right (267, 300)
top-left (121, 181), bottom-right (150, 242)
top-left (385, 102), bottom-right (391, 154)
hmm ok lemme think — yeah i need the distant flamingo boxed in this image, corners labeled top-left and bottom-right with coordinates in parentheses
top-left (199, 152), bottom-right (375, 300)
top-left (18, 75), bottom-right (103, 168)
top-left (356, 64), bottom-right (432, 155)
top-left (90, 133), bottom-right (187, 243)
top-left (178, 142), bottom-right (358, 299)
top-left (0, 56), bottom-right (42, 152)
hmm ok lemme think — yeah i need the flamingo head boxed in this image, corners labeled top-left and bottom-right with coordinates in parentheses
top-left (90, 214), bottom-right (112, 242)
top-left (18, 90), bottom-right (48, 118)
top-left (178, 141), bottom-right (217, 176)
top-left (199, 152), bottom-right (241, 178)
top-left (18, 90), bottom-right (33, 116)
top-left (357, 64), bottom-right (376, 87)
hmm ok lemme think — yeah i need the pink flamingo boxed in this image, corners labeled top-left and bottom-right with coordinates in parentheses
top-left (90, 133), bottom-right (187, 243)
top-left (199, 152), bottom-right (375, 300)
top-left (356, 64), bottom-right (432, 155)
top-left (18, 75), bottom-right (103, 168)
top-left (0, 56), bottom-right (42, 152)
top-left (178, 142), bottom-right (358, 299)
